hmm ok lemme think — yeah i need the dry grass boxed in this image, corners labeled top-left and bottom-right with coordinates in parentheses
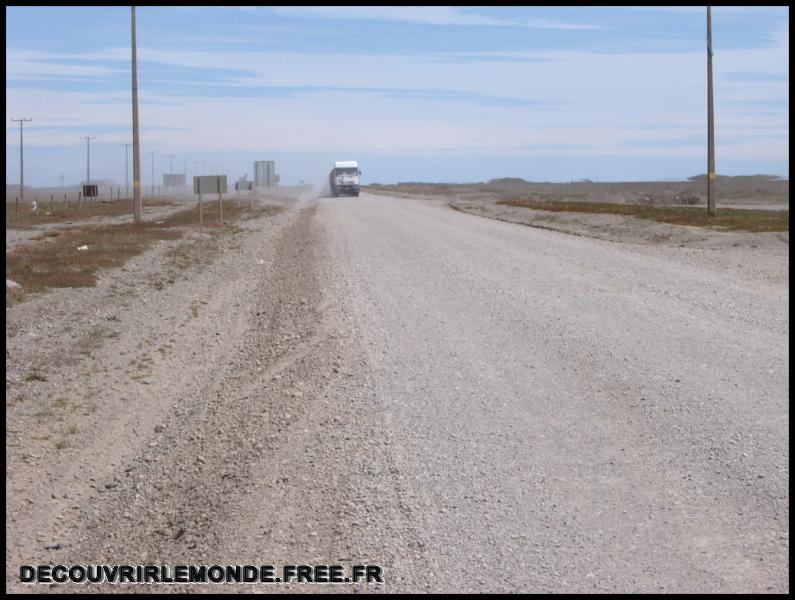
top-left (74, 326), bottom-right (114, 357)
top-left (367, 177), bottom-right (789, 207)
top-left (6, 222), bottom-right (183, 294)
top-left (24, 370), bottom-right (48, 382)
top-left (6, 200), bottom-right (281, 305)
top-left (154, 199), bottom-right (279, 227)
top-left (162, 202), bottom-right (280, 274)
top-left (496, 199), bottom-right (789, 233)
top-left (6, 197), bottom-right (177, 228)
top-left (164, 233), bottom-right (221, 274)
top-left (6, 286), bottom-right (25, 307)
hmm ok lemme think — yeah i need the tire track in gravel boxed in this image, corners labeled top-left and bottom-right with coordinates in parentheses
top-left (205, 200), bottom-right (431, 594)
top-left (8, 197), bottom-right (423, 594)
top-left (6, 207), bottom-right (278, 592)
top-left (58, 200), bottom-right (425, 594)
top-left (30, 204), bottom-right (339, 593)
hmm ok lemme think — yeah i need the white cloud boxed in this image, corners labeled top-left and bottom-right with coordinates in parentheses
top-left (268, 6), bottom-right (601, 30)
top-left (5, 10), bottom-right (788, 173)
top-left (6, 49), bottom-right (124, 79)
top-left (601, 6), bottom-right (788, 16)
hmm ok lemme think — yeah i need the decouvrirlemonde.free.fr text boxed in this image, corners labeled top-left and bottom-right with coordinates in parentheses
top-left (20, 564), bottom-right (384, 585)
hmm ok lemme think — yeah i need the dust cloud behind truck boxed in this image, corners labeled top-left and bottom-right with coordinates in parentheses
top-left (329, 161), bottom-right (361, 197)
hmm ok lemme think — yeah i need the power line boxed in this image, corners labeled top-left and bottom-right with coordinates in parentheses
top-left (10, 117), bottom-right (32, 207)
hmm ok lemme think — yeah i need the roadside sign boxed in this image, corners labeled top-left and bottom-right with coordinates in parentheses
top-left (164, 174), bottom-right (186, 187)
top-left (193, 176), bottom-right (227, 194)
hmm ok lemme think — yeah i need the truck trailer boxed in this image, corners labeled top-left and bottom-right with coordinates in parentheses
top-left (329, 161), bottom-right (361, 197)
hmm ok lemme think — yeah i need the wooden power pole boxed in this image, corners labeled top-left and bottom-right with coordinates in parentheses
top-left (707, 6), bottom-right (716, 216)
top-left (11, 118), bottom-right (32, 209)
top-left (132, 6), bottom-right (142, 223)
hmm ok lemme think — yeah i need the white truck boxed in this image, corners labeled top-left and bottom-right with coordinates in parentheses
top-left (329, 160), bottom-right (361, 197)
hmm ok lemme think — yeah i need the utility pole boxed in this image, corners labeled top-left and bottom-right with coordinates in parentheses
top-left (121, 143), bottom-right (132, 198)
top-left (151, 151), bottom-right (155, 196)
top-left (80, 135), bottom-right (96, 185)
top-left (131, 6), bottom-right (142, 223)
top-left (706, 6), bottom-right (716, 216)
top-left (11, 118), bottom-right (32, 207)
top-left (166, 154), bottom-right (176, 194)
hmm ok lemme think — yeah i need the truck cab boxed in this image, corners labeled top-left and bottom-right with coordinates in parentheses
top-left (329, 161), bottom-right (361, 197)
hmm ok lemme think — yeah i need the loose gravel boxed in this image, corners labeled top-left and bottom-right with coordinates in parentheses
top-left (6, 191), bottom-right (788, 593)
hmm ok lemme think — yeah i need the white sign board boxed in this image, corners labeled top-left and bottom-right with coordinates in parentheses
top-left (193, 175), bottom-right (227, 194)
top-left (164, 174), bottom-right (186, 187)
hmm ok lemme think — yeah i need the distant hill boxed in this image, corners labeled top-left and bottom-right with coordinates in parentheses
top-left (79, 179), bottom-right (121, 187)
top-left (487, 177), bottom-right (530, 185)
top-left (688, 174), bottom-right (787, 182)
top-left (8, 179), bottom-right (122, 192)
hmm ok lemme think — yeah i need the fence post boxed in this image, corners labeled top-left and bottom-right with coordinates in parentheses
top-left (15, 196), bottom-right (19, 220)
top-left (51, 194), bottom-right (54, 211)
top-left (78, 191), bottom-right (82, 207)
top-left (64, 194), bottom-right (68, 209)
top-left (218, 179), bottom-right (223, 224)
top-left (199, 191), bottom-right (203, 226)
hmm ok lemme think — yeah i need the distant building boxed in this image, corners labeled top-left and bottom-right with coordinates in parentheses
top-left (253, 161), bottom-right (277, 187)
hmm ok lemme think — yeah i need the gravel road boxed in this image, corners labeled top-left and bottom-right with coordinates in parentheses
top-left (6, 191), bottom-right (788, 593)
top-left (316, 192), bottom-right (788, 593)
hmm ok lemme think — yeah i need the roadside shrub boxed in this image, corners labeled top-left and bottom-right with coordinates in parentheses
top-left (675, 192), bottom-right (701, 205)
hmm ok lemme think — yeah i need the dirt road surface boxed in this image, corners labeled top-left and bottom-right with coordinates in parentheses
top-left (6, 192), bottom-right (788, 593)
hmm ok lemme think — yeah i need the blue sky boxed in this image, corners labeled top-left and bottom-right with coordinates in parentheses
top-left (5, 6), bottom-right (790, 187)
